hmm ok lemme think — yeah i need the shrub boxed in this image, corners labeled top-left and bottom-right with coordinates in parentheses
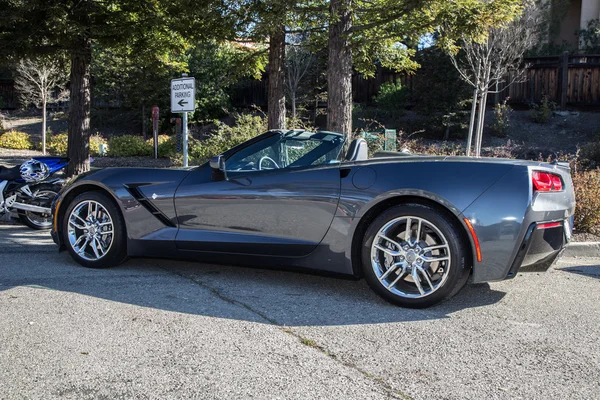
top-left (48, 132), bottom-right (108, 156)
top-left (572, 168), bottom-right (600, 235)
top-left (47, 132), bottom-right (68, 155)
top-left (90, 134), bottom-right (108, 156)
top-left (0, 130), bottom-right (32, 150)
top-left (190, 113), bottom-right (266, 163)
top-left (579, 142), bottom-right (600, 167)
top-left (108, 135), bottom-right (152, 157)
top-left (374, 81), bottom-right (408, 111)
top-left (491, 98), bottom-right (512, 137)
top-left (530, 96), bottom-right (555, 124)
top-left (147, 134), bottom-right (178, 158)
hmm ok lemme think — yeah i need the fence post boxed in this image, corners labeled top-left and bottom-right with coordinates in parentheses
top-left (560, 51), bottom-right (569, 111)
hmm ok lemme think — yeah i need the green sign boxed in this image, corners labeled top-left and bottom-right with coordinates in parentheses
top-left (384, 129), bottom-right (396, 151)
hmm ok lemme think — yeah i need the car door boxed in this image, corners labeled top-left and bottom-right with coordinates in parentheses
top-left (174, 131), bottom-right (344, 257)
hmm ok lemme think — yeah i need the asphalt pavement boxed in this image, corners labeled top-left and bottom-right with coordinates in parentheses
top-left (1, 225), bottom-right (599, 399)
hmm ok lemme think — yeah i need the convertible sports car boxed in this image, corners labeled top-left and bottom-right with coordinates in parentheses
top-left (51, 130), bottom-right (576, 308)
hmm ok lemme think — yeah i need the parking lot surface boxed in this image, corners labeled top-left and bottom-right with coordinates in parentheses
top-left (1, 225), bottom-right (599, 399)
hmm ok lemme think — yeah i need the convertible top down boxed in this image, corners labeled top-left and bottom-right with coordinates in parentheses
top-left (51, 130), bottom-right (576, 308)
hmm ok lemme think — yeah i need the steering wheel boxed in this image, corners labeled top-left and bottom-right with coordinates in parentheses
top-left (259, 156), bottom-right (280, 170)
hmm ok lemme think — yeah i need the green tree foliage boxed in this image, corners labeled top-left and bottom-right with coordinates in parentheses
top-left (188, 41), bottom-right (266, 121)
top-left (579, 19), bottom-right (600, 54)
top-left (0, 0), bottom-right (235, 175)
top-left (317, 0), bottom-right (524, 137)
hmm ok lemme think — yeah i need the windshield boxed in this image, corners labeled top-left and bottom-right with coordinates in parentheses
top-left (225, 131), bottom-right (345, 172)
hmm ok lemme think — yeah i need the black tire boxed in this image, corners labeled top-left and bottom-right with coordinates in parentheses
top-left (361, 203), bottom-right (471, 308)
top-left (18, 183), bottom-right (61, 230)
top-left (62, 191), bottom-right (127, 268)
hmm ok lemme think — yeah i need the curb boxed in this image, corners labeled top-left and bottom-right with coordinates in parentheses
top-left (563, 242), bottom-right (600, 258)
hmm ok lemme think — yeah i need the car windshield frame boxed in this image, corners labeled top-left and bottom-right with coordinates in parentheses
top-left (222, 130), bottom-right (345, 173)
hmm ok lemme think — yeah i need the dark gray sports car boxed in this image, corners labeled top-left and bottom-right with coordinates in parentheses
top-left (51, 130), bottom-right (576, 308)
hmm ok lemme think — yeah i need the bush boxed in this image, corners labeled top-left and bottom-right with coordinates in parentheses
top-left (147, 134), bottom-right (178, 158)
top-left (108, 135), bottom-right (152, 157)
top-left (374, 82), bottom-right (408, 111)
top-left (530, 96), bottom-right (555, 124)
top-left (573, 168), bottom-right (600, 235)
top-left (190, 113), bottom-right (266, 163)
top-left (47, 132), bottom-right (68, 155)
top-left (90, 134), bottom-right (108, 156)
top-left (491, 98), bottom-right (512, 137)
top-left (0, 130), bottom-right (32, 150)
top-left (580, 142), bottom-right (600, 166)
top-left (48, 133), bottom-right (108, 156)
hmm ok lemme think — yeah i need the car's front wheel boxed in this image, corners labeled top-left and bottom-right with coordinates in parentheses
top-left (62, 191), bottom-right (127, 268)
top-left (362, 203), bottom-right (470, 308)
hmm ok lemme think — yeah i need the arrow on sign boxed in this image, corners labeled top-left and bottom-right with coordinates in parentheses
top-left (178, 99), bottom-right (188, 107)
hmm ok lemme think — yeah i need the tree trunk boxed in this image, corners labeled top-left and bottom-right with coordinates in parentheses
top-left (268, 26), bottom-right (286, 130)
top-left (466, 89), bottom-right (478, 157)
top-left (477, 91), bottom-right (489, 156)
top-left (67, 38), bottom-right (92, 177)
top-left (291, 92), bottom-right (297, 120)
top-left (42, 97), bottom-right (47, 155)
top-left (327, 0), bottom-right (353, 140)
top-left (475, 91), bottom-right (487, 157)
top-left (142, 104), bottom-right (146, 140)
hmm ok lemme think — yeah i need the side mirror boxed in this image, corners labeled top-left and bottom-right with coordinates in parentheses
top-left (210, 155), bottom-right (225, 170)
top-left (209, 155), bottom-right (227, 180)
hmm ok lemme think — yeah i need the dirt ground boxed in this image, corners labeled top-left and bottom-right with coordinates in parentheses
top-left (487, 109), bottom-right (600, 154)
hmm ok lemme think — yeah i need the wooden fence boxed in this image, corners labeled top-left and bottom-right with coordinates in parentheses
top-left (494, 53), bottom-right (600, 108)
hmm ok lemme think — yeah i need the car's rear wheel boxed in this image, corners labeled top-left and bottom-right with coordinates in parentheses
top-left (361, 203), bottom-right (470, 308)
top-left (62, 191), bottom-right (127, 268)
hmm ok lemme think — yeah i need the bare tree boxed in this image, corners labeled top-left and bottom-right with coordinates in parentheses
top-left (14, 57), bottom-right (69, 154)
top-left (450, 1), bottom-right (544, 157)
top-left (285, 42), bottom-right (314, 120)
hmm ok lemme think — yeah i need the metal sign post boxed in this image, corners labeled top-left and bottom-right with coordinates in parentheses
top-left (171, 75), bottom-right (196, 167)
top-left (182, 112), bottom-right (188, 167)
top-left (152, 105), bottom-right (159, 159)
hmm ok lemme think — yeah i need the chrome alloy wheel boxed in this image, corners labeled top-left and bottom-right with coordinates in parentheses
top-left (24, 189), bottom-right (58, 228)
top-left (67, 200), bottom-right (114, 261)
top-left (370, 216), bottom-right (451, 299)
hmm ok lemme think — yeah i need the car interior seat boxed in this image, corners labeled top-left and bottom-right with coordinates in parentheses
top-left (345, 138), bottom-right (368, 161)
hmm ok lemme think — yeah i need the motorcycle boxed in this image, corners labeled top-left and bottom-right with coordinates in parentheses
top-left (0, 157), bottom-right (69, 230)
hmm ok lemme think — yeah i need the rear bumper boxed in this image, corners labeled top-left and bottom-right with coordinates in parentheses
top-left (505, 219), bottom-right (570, 278)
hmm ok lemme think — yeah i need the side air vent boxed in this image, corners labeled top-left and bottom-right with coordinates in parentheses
top-left (126, 185), bottom-right (176, 228)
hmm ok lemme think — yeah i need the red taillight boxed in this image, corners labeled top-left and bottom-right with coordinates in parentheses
top-left (537, 221), bottom-right (562, 229)
top-left (551, 174), bottom-right (563, 191)
top-left (532, 171), bottom-right (563, 192)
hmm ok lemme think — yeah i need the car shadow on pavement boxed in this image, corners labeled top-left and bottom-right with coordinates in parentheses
top-left (1, 256), bottom-right (506, 327)
top-left (559, 265), bottom-right (600, 280)
top-left (0, 226), bottom-right (507, 326)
